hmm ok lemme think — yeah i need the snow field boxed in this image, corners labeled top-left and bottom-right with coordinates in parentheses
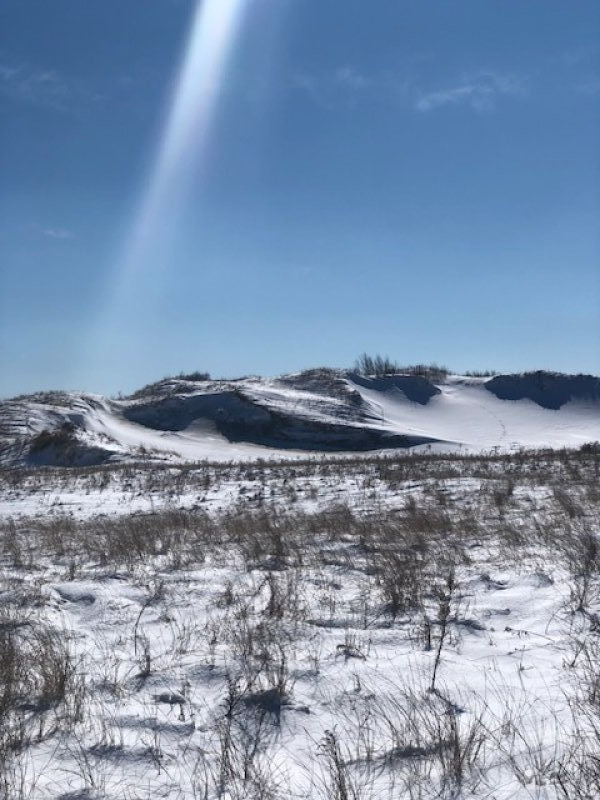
top-left (0, 447), bottom-right (599, 798)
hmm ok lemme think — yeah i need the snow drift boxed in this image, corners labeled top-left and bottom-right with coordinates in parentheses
top-left (1, 369), bottom-right (598, 467)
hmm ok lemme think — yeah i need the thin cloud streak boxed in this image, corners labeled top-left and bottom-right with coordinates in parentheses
top-left (292, 66), bottom-right (412, 109)
top-left (0, 63), bottom-right (73, 111)
top-left (293, 66), bottom-right (526, 113)
top-left (41, 227), bottom-right (75, 241)
top-left (0, 61), bottom-right (135, 113)
top-left (416, 72), bottom-right (526, 112)
top-left (576, 76), bottom-right (600, 95)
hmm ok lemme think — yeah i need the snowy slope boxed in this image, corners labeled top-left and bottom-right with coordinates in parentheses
top-left (349, 375), bottom-right (600, 452)
top-left (1, 370), bottom-right (598, 466)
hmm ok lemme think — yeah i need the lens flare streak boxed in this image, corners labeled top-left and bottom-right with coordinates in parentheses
top-left (118, 0), bottom-right (246, 288)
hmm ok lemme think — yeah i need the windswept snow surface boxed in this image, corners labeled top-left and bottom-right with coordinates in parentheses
top-left (1, 371), bottom-right (598, 467)
top-left (349, 375), bottom-right (600, 452)
top-left (84, 397), bottom-right (303, 463)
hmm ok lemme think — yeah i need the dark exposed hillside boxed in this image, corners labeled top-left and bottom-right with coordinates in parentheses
top-left (486, 371), bottom-right (600, 410)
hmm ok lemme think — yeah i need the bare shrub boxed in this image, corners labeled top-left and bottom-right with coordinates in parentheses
top-left (564, 528), bottom-right (600, 613)
top-left (554, 487), bottom-right (583, 519)
top-left (318, 729), bottom-right (374, 800)
top-left (378, 550), bottom-right (423, 621)
top-left (371, 686), bottom-right (489, 795)
top-left (429, 570), bottom-right (457, 694)
top-left (0, 606), bottom-right (85, 755)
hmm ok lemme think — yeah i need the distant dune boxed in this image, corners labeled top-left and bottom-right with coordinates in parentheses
top-left (1, 369), bottom-right (598, 467)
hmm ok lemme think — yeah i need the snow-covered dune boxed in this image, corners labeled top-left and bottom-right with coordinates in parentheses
top-left (349, 374), bottom-right (600, 452)
top-left (1, 370), bottom-right (598, 466)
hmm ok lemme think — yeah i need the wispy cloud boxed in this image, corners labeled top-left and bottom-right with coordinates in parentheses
top-left (0, 62), bottom-right (110, 113)
top-left (333, 66), bottom-right (370, 91)
top-left (292, 65), bottom-right (413, 109)
top-left (416, 72), bottom-right (526, 112)
top-left (560, 45), bottom-right (598, 68)
top-left (293, 66), bottom-right (371, 109)
top-left (40, 227), bottom-right (75, 241)
top-left (544, 46), bottom-right (600, 99)
top-left (293, 65), bottom-right (525, 114)
top-left (0, 64), bottom-right (19, 81)
top-left (576, 76), bottom-right (600, 96)
top-left (0, 63), bottom-right (74, 110)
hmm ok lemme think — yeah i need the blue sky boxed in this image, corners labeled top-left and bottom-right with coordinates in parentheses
top-left (1, 0), bottom-right (599, 396)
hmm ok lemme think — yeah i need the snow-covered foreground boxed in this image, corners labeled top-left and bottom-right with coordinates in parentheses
top-left (1, 447), bottom-right (600, 799)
